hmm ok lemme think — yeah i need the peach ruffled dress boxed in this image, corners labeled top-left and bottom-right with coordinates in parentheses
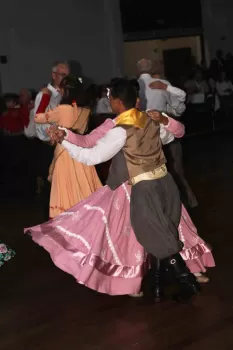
top-left (35, 104), bottom-right (102, 218)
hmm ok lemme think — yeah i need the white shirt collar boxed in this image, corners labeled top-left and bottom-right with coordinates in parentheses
top-left (47, 83), bottom-right (60, 98)
top-left (139, 73), bottom-right (151, 79)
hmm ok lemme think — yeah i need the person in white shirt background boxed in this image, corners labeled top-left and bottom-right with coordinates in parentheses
top-left (149, 60), bottom-right (186, 116)
top-left (24, 61), bottom-right (70, 217)
top-left (216, 71), bottom-right (233, 97)
top-left (137, 59), bottom-right (198, 209)
top-left (34, 61), bottom-right (70, 141)
top-left (215, 71), bottom-right (233, 116)
top-left (138, 59), bottom-right (186, 115)
top-left (184, 70), bottom-right (209, 105)
top-left (94, 85), bottom-right (113, 114)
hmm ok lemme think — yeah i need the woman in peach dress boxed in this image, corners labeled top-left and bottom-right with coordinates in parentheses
top-left (34, 76), bottom-right (101, 218)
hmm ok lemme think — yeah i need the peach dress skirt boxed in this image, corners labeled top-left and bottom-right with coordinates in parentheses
top-left (49, 143), bottom-right (102, 218)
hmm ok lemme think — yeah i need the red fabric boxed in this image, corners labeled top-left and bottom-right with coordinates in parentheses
top-left (19, 105), bottom-right (30, 127)
top-left (0, 104), bottom-right (31, 132)
top-left (0, 108), bottom-right (24, 133)
top-left (36, 93), bottom-right (51, 114)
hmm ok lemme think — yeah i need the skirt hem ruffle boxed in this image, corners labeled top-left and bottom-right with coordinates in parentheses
top-left (29, 231), bottom-right (144, 296)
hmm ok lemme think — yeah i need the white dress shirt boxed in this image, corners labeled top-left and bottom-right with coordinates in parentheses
top-left (34, 83), bottom-right (62, 141)
top-left (61, 119), bottom-right (174, 165)
top-left (62, 127), bottom-right (127, 166)
top-left (160, 124), bottom-right (174, 145)
top-left (95, 97), bottom-right (113, 114)
top-left (138, 74), bottom-right (186, 116)
top-left (24, 108), bottom-right (36, 138)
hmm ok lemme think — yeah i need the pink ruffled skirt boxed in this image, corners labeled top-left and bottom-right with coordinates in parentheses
top-left (25, 183), bottom-right (215, 295)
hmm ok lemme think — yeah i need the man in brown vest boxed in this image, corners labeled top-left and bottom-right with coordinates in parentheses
top-left (60, 78), bottom-right (199, 301)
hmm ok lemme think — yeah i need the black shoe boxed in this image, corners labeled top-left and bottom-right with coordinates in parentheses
top-left (164, 254), bottom-right (200, 302)
top-left (151, 258), bottom-right (164, 303)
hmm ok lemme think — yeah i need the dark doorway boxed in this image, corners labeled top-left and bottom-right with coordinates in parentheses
top-left (163, 47), bottom-right (192, 86)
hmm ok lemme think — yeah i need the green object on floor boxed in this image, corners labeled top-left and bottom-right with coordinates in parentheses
top-left (0, 241), bottom-right (15, 267)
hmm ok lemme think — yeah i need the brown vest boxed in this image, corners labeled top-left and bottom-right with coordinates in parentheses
top-left (106, 116), bottom-right (166, 190)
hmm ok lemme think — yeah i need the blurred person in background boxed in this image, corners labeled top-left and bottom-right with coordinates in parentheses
top-left (137, 59), bottom-right (198, 209)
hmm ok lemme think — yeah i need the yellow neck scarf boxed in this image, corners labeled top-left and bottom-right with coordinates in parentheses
top-left (115, 108), bottom-right (147, 129)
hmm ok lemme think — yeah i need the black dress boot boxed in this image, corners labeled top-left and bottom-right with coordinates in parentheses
top-left (164, 253), bottom-right (200, 302)
top-left (151, 258), bottom-right (164, 302)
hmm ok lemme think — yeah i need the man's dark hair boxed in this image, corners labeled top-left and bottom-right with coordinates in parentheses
top-left (110, 78), bottom-right (137, 109)
top-left (130, 79), bottom-right (139, 93)
top-left (110, 77), bottom-right (123, 85)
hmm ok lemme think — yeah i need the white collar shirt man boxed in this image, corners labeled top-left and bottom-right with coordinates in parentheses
top-left (138, 74), bottom-right (186, 145)
top-left (34, 84), bottom-right (62, 141)
top-left (138, 74), bottom-right (186, 117)
top-left (95, 97), bottom-right (113, 114)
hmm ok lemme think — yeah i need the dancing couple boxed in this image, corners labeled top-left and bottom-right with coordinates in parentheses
top-left (26, 77), bottom-right (215, 301)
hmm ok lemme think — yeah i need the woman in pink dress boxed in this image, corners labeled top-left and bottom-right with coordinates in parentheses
top-left (25, 112), bottom-right (215, 296)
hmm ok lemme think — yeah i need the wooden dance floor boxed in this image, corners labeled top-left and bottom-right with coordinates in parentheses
top-left (1, 132), bottom-right (233, 350)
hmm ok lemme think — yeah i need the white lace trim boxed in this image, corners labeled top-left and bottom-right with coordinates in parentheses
top-left (59, 212), bottom-right (74, 216)
top-left (179, 214), bottom-right (198, 247)
top-left (122, 183), bottom-right (130, 202)
top-left (84, 204), bottom-right (122, 265)
top-left (178, 223), bottom-right (185, 243)
top-left (135, 250), bottom-right (142, 263)
top-left (56, 225), bottom-right (91, 250)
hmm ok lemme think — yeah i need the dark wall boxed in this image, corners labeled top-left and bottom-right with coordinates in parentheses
top-left (120, 0), bottom-right (202, 33)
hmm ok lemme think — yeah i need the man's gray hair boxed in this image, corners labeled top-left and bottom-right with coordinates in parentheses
top-left (52, 61), bottom-right (70, 72)
top-left (137, 59), bottom-right (152, 74)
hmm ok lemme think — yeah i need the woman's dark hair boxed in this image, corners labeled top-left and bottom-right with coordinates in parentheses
top-left (98, 84), bottom-right (108, 98)
top-left (130, 79), bottom-right (140, 94)
top-left (60, 75), bottom-right (98, 109)
top-left (84, 84), bottom-right (99, 109)
top-left (60, 75), bottom-right (84, 105)
top-left (110, 78), bottom-right (137, 109)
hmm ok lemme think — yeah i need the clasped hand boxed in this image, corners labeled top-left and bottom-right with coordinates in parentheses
top-left (46, 125), bottom-right (66, 145)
